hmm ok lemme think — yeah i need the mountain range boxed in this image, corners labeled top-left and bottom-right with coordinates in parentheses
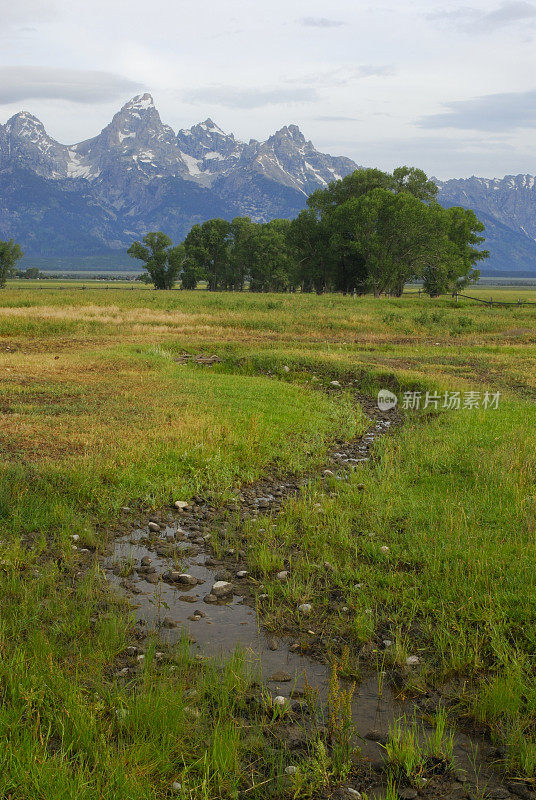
top-left (0, 93), bottom-right (356, 259)
top-left (1, 92), bottom-right (535, 273)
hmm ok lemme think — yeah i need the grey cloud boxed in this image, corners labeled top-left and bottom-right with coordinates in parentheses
top-left (3, 0), bottom-right (58, 27)
top-left (419, 90), bottom-right (536, 131)
top-left (316, 115), bottom-right (359, 121)
top-left (0, 67), bottom-right (141, 104)
top-left (287, 65), bottom-right (395, 88)
top-left (358, 65), bottom-right (395, 77)
top-left (427, 1), bottom-right (536, 32)
top-left (300, 17), bottom-right (345, 27)
top-left (183, 86), bottom-right (319, 109)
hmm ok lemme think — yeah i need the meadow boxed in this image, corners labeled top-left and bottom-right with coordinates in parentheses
top-left (1, 285), bottom-right (536, 798)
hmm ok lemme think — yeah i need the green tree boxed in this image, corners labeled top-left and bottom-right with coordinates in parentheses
top-left (329, 190), bottom-right (457, 297)
top-left (183, 219), bottom-right (232, 290)
top-left (288, 210), bottom-right (331, 292)
top-left (0, 239), bottom-right (23, 288)
top-left (127, 232), bottom-right (184, 289)
top-left (422, 206), bottom-right (487, 296)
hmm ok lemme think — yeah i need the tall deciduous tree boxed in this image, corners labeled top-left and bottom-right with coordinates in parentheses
top-left (127, 232), bottom-right (184, 289)
top-left (0, 239), bottom-right (23, 288)
top-left (183, 219), bottom-right (232, 290)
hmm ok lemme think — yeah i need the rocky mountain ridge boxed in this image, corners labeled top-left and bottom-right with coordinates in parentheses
top-left (2, 92), bottom-right (536, 271)
top-left (0, 93), bottom-right (358, 256)
top-left (436, 174), bottom-right (536, 273)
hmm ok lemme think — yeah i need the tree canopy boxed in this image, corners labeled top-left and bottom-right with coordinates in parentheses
top-left (127, 232), bottom-right (184, 289)
top-left (127, 166), bottom-right (488, 295)
top-left (0, 239), bottom-right (23, 288)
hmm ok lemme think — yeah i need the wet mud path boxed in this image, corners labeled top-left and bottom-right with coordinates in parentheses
top-left (102, 388), bottom-right (529, 799)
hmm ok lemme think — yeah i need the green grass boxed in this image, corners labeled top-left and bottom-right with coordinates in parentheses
top-left (1, 285), bottom-right (536, 794)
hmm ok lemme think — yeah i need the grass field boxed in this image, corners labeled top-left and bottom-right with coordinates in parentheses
top-left (1, 286), bottom-right (536, 797)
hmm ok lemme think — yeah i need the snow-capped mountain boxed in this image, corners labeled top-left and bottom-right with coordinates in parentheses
top-left (0, 93), bottom-right (359, 256)
top-left (3, 92), bottom-right (536, 271)
top-left (436, 174), bottom-right (536, 273)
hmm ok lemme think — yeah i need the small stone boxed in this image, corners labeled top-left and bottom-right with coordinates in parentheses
top-left (268, 637), bottom-right (278, 651)
top-left (398, 790), bottom-right (417, 800)
top-left (289, 643), bottom-right (300, 652)
top-left (330, 380), bottom-right (341, 387)
top-left (71, 534), bottom-right (79, 542)
top-left (162, 617), bottom-right (177, 628)
top-left (236, 570), bottom-right (248, 578)
top-left (177, 573), bottom-right (198, 586)
top-left (270, 670), bottom-right (292, 682)
top-left (211, 581), bottom-right (234, 598)
top-left (342, 606), bottom-right (349, 613)
top-left (285, 765), bottom-right (298, 775)
top-left (273, 696), bottom-right (287, 707)
top-left (507, 782), bottom-right (532, 798)
top-left (171, 782), bottom-right (182, 792)
top-left (204, 593), bottom-right (217, 603)
top-left (383, 639), bottom-right (392, 648)
top-left (298, 603), bottom-right (312, 616)
top-left (380, 545), bottom-right (390, 554)
top-left (174, 501), bottom-right (188, 509)
top-left (323, 469), bottom-right (334, 476)
top-left (120, 506), bottom-right (131, 513)
top-left (214, 569), bottom-right (232, 581)
top-left (179, 595), bottom-right (198, 603)
top-left (148, 522), bottom-right (160, 532)
top-left (283, 365), bottom-right (290, 372)
top-left (140, 556), bottom-right (151, 566)
top-left (277, 570), bottom-right (289, 581)
top-left (406, 655), bottom-right (420, 666)
top-left (365, 729), bottom-right (388, 744)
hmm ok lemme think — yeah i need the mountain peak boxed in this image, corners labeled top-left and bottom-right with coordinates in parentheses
top-left (272, 124), bottom-right (306, 143)
top-left (121, 93), bottom-right (155, 112)
top-left (196, 118), bottom-right (228, 136)
top-left (6, 110), bottom-right (44, 130)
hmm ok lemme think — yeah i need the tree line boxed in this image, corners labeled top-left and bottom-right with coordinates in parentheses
top-left (128, 167), bottom-right (488, 296)
top-left (0, 165), bottom-right (488, 295)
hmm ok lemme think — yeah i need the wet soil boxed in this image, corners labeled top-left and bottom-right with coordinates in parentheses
top-left (99, 383), bottom-right (531, 800)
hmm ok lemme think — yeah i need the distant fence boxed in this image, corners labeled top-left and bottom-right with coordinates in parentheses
top-left (5, 283), bottom-right (536, 306)
top-left (401, 289), bottom-right (536, 307)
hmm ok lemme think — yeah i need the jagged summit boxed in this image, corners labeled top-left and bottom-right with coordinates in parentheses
top-left (5, 111), bottom-right (49, 137)
top-left (0, 93), bottom-right (360, 257)
top-left (122, 93), bottom-right (155, 111)
top-left (271, 124), bottom-right (306, 143)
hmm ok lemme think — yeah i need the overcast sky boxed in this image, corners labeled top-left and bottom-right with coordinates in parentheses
top-left (1, 0), bottom-right (535, 179)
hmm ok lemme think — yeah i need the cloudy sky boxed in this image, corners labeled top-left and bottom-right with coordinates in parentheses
top-left (1, 0), bottom-right (535, 178)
